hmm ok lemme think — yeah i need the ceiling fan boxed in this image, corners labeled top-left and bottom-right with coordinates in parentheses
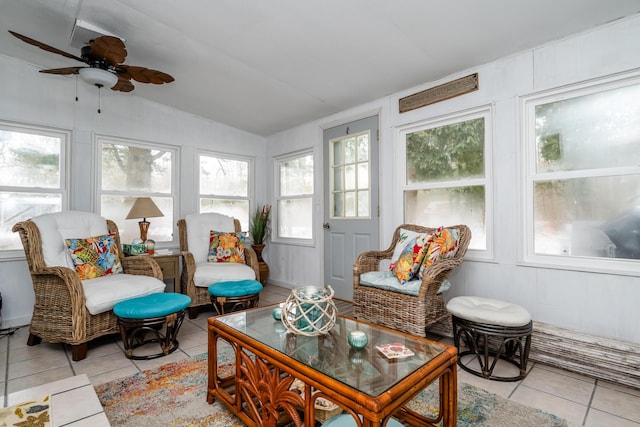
top-left (9, 30), bottom-right (174, 92)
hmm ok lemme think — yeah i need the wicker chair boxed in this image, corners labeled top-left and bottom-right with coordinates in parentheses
top-left (353, 224), bottom-right (471, 337)
top-left (177, 213), bottom-right (260, 319)
top-left (12, 212), bottom-right (164, 361)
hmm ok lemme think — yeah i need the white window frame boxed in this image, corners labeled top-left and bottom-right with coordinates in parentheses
top-left (520, 72), bottom-right (640, 275)
top-left (273, 149), bottom-right (315, 246)
top-left (0, 121), bottom-right (69, 260)
top-left (196, 150), bottom-right (254, 230)
top-left (95, 134), bottom-right (179, 247)
top-left (397, 106), bottom-right (494, 260)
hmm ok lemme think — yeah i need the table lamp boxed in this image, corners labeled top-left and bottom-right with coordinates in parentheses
top-left (126, 197), bottom-right (164, 242)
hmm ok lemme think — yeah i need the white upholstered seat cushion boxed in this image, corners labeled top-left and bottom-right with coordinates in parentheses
top-left (83, 274), bottom-right (166, 315)
top-left (31, 211), bottom-right (165, 315)
top-left (446, 296), bottom-right (531, 327)
top-left (193, 262), bottom-right (256, 288)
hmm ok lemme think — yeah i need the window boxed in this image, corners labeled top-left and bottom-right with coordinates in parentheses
top-left (0, 122), bottom-right (68, 256)
top-left (276, 151), bottom-right (314, 242)
top-left (522, 74), bottom-right (640, 272)
top-left (329, 131), bottom-right (370, 219)
top-left (399, 108), bottom-right (492, 253)
top-left (198, 153), bottom-right (252, 230)
top-left (97, 135), bottom-right (177, 246)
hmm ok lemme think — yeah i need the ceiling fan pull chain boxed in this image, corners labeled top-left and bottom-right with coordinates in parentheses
top-left (97, 85), bottom-right (102, 113)
top-left (75, 76), bottom-right (79, 102)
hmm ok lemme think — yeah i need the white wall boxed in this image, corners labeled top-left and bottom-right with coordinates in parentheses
top-left (0, 53), bottom-right (267, 327)
top-left (265, 15), bottom-right (640, 343)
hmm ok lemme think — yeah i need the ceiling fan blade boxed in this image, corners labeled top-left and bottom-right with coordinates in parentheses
top-left (89, 36), bottom-right (127, 66)
top-left (39, 66), bottom-right (84, 75)
top-left (9, 31), bottom-right (85, 63)
top-left (118, 65), bottom-right (174, 84)
top-left (112, 77), bottom-right (134, 92)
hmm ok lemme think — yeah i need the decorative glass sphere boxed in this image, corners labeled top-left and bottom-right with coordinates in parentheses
top-left (348, 330), bottom-right (368, 349)
top-left (144, 239), bottom-right (156, 254)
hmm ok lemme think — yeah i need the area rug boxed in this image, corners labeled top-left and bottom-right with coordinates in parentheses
top-left (96, 351), bottom-right (570, 427)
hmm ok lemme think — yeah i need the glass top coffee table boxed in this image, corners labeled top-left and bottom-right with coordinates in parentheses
top-left (207, 305), bottom-right (457, 427)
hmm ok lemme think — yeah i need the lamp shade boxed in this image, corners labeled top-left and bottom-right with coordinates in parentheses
top-left (126, 197), bottom-right (164, 220)
top-left (79, 67), bottom-right (118, 88)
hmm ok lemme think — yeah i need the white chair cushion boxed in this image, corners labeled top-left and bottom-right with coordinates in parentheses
top-left (83, 274), bottom-right (166, 315)
top-left (185, 213), bottom-right (236, 264)
top-left (193, 262), bottom-right (256, 288)
top-left (446, 296), bottom-right (531, 327)
top-left (359, 271), bottom-right (451, 296)
top-left (32, 211), bottom-right (108, 269)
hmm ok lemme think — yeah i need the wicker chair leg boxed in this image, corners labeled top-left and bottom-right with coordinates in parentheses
top-left (71, 343), bottom-right (88, 361)
top-left (27, 333), bottom-right (42, 346)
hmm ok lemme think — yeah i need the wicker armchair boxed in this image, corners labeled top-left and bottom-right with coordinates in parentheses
top-left (353, 224), bottom-right (471, 337)
top-left (178, 213), bottom-right (259, 319)
top-left (12, 212), bottom-right (164, 361)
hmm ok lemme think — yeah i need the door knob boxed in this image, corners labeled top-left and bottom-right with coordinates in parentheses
top-left (323, 222), bottom-right (331, 230)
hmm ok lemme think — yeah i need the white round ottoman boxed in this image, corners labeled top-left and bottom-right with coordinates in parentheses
top-left (446, 296), bottom-right (532, 381)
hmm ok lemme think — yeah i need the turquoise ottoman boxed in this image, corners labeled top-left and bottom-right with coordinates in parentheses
top-left (114, 293), bottom-right (191, 360)
top-left (208, 279), bottom-right (263, 315)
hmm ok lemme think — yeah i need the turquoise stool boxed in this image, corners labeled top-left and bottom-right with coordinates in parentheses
top-left (323, 414), bottom-right (403, 427)
top-left (114, 293), bottom-right (191, 360)
top-left (208, 279), bottom-right (263, 315)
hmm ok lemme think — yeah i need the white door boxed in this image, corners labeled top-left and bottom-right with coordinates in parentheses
top-left (323, 116), bottom-right (379, 300)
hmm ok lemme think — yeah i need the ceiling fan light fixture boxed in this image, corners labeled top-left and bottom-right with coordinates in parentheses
top-left (79, 67), bottom-right (118, 88)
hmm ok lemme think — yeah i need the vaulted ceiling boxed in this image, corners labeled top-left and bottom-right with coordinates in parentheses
top-left (1, 0), bottom-right (639, 136)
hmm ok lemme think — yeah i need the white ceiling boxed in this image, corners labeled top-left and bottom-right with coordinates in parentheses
top-left (1, 0), bottom-right (639, 136)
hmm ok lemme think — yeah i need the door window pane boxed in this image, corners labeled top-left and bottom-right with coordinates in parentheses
top-left (330, 131), bottom-right (370, 219)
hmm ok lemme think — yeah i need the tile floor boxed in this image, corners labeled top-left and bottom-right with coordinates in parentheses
top-left (1, 284), bottom-right (639, 426)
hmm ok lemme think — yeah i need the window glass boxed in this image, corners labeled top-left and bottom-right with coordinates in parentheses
top-left (98, 136), bottom-right (176, 245)
top-left (526, 78), bottom-right (640, 264)
top-left (0, 124), bottom-right (66, 252)
top-left (198, 153), bottom-right (251, 229)
top-left (276, 152), bottom-right (314, 241)
top-left (401, 113), bottom-right (490, 251)
top-left (330, 131), bottom-right (370, 219)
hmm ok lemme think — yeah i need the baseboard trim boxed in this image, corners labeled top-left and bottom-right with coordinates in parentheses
top-left (429, 319), bottom-right (640, 390)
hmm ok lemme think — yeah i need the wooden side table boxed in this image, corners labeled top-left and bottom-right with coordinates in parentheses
top-left (150, 250), bottom-right (181, 293)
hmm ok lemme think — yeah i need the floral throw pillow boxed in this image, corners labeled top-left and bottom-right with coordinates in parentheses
top-left (392, 233), bottom-right (432, 284)
top-left (65, 233), bottom-right (123, 280)
top-left (419, 227), bottom-right (460, 278)
top-left (207, 231), bottom-right (246, 263)
top-left (389, 228), bottom-right (421, 271)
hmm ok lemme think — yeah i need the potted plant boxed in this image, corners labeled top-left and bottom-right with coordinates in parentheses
top-left (249, 205), bottom-right (271, 284)
top-left (249, 204), bottom-right (271, 245)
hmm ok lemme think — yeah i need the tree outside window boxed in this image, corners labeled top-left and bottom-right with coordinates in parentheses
top-left (98, 136), bottom-right (176, 245)
top-left (0, 123), bottom-right (66, 254)
top-left (526, 78), bottom-right (640, 263)
top-left (401, 111), bottom-right (491, 251)
top-left (199, 153), bottom-right (251, 230)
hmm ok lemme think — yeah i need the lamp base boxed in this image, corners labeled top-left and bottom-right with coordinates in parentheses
top-left (138, 220), bottom-right (150, 242)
